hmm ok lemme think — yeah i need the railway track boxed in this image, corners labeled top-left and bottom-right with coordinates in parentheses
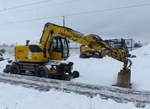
top-left (0, 73), bottom-right (149, 107)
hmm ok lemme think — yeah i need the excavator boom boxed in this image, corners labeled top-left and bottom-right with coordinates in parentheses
top-left (40, 23), bottom-right (128, 62)
top-left (39, 23), bottom-right (132, 87)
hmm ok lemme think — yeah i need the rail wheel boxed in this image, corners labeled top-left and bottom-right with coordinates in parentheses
top-left (72, 71), bottom-right (79, 78)
top-left (11, 64), bottom-right (20, 74)
top-left (62, 73), bottom-right (72, 81)
top-left (37, 66), bottom-right (49, 78)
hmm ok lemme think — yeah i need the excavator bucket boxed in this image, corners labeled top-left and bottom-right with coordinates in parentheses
top-left (115, 68), bottom-right (131, 88)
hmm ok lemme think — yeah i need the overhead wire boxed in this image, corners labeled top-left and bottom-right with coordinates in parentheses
top-left (65, 3), bottom-right (150, 17)
top-left (0, 15), bottom-right (61, 25)
top-left (0, 0), bottom-right (53, 13)
top-left (0, 0), bottom-right (77, 18)
top-left (0, 3), bottom-right (150, 25)
top-left (0, 0), bottom-right (78, 13)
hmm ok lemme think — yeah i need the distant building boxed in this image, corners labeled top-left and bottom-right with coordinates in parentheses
top-left (105, 38), bottom-right (135, 51)
top-left (124, 39), bottom-right (135, 51)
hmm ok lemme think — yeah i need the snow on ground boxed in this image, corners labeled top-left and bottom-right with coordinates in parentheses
top-left (68, 55), bottom-right (122, 86)
top-left (131, 45), bottom-right (150, 90)
top-left (0, 82), bottom-right (147, 109)
top-left (0, 45), bottom-right (150, 108)
top-left (68, 44), bottom-right (150, 91)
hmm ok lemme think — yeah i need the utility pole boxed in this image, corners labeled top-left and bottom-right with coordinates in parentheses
top-left (63, 16), bottom-right (65, 27)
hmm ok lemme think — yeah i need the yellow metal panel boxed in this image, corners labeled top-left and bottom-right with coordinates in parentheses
top-left (15, 45), bottom-right (48, 63)
top-left (50, 52), bottom-right (64, 60)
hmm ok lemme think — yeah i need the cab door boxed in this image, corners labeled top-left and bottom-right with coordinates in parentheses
top-left (49, 37), bottom-right (69, 60)
top-left (61, 38), bottom-right (69, 59)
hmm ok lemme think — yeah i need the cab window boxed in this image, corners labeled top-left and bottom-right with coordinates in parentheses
top-left (62, 38), bottom-right (69, 58)
top-left (51, 37), bottom-right (69, 58)
top-left (52, 37), bottom-right (62, 52)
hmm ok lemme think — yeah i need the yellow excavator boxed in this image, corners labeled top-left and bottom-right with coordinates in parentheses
top-left (80, 44), bottom-right (104, 58)
top-left (80, 38), bottom-right (131, 58)
top-left (4, 23), bottom-right (132, 88)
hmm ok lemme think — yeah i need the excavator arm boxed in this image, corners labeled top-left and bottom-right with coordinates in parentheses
top-left (39, 23), bottom-right (132, 88)
top-left (40, 23), bottom-right (130, 66)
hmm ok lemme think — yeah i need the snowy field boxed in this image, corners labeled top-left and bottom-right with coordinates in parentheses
top-left (0, 83), bottom-right (145, 109)
top-left (68, 45), bottom-right (150, 91)
top-left (0, 0), bottom-right (150, 108)
top-left (0, 45), bottom-right (150, 109)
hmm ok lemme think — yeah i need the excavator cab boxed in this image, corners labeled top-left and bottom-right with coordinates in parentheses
top-left (49, 37), bottom-right (69, 60)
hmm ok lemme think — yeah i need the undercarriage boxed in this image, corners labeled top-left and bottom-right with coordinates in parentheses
top-left (3, 61), bottom-right (79, 81)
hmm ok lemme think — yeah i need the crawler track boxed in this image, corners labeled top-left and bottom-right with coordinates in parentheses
top-left (0, 73), bottom-right (149, 107)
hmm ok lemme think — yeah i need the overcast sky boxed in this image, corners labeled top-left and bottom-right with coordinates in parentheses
top-left (0, 0), bottom-right (150, 44)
